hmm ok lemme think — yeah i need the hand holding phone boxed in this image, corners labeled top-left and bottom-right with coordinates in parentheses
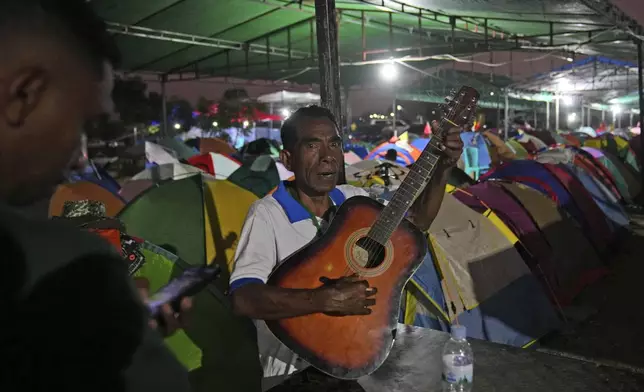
top-left (143, 266), bottom-right (220, 336)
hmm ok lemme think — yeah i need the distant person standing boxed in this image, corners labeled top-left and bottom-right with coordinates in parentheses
top-left (0, 1), bottom-right (191, 391)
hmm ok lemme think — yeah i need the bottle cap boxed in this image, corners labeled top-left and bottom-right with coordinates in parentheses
top-left (451, 325), bottom-right (466, 340)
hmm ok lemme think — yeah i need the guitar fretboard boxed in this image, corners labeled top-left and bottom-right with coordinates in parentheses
top-left (367, 136), bottom-right (444, 244)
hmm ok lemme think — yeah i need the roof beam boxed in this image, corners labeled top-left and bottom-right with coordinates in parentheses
top-left (128, 1), bottom-right (299, 72)
top-left (577, 0), bottom-right (644, 37)
top-left (106, 22), bottom-right (309, 63)
top-left (166, 17), bottom-right (316, 74)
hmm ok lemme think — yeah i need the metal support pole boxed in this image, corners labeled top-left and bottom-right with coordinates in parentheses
top-left (587, 105), bottom-right (591, 127)
top-left (580, 100), bottom-right (585, 127)
top-left (533, 108), bottom-right (537, 128)
top-left (555, 96), bottom-right (560, 131)
top-left (546, 101), bottom-right (550, 131)
top-left (161, 75), bottom-right (168, 137)
top-left (393, 97), bottom-right (397, 138)
top-left (504, 92), bottom-right (509, 140)
top-left (630, 111), bottom-right (634, 127)
top-left (602, 110), bottom-right (605, 122)
top-left (314, 0), bottom-right (343, 133)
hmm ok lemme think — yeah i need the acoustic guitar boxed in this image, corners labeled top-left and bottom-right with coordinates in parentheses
top-left (266, 86), bottom-right (480, 379)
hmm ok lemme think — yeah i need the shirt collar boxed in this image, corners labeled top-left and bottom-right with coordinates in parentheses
top-left (271, 181), bottom-right (346, 223)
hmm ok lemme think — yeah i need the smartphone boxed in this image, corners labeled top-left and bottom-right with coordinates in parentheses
top-left (147, 266), bottom-right (220, 318)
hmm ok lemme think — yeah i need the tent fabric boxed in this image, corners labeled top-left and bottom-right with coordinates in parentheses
top-left (497, 181), bottom-right (606, 303)
top-left (49, 181), bottom-right (125, 217)
top-left (275, 161), bottom-right (294, 181)
top-left (199, 138), bottom-right (237, 156)
top-left (366, 142), bottom-right (421, 165)
top-left (585, 135), bottom-right (640, 174)
top-left (119, 176), bottom-right (257, 291)
top-left (428, 193), bottom-right (561, 346)
top-left (227, 155), bottom-right (281, 198)
top-left (187, 153), bottom-right (242, 180)
top-left (600, 150), bottom-right (642, 200)
top-left (506, 139), bottom-right (530, 159)
top-left (156, 137), bottom-right (199, 160)
top-left (400, 252), bottom-right (450, 332)
top-left (481, 160), bottom-right (610, 254)
top-left (345, 145), bottom-right (369, 159)
top-left (73, 164), bottom-right (121, 196)
top-left (543, 163), bottom-right (614, 249)
top-left (562, 134), bottom-right (582, 147)
top-left (571, 148), bottom-right (623, 202)
top-left (482, 131), bottom-right (516, 166)
top-left (136, 241), bottom-right (262, 392)
top-left (343, 150), bottom-right (363, 165)
top-left (145, 141), bottom-right (181, 165)
top-left (119, 179), bottom-right (154, 203)
top-left (132, 162), bottom-right (206, 182)
top-left (411, 138), bottom-right (430, 151)
top-left (527, 130), bottom-right (558, 146)
top-left (581, 147), bottom-right (630, 201)
top-left (448, 167), bottom-right (476, 188)
top-left (460, 132), bottom-right (492, 169)
top-left (450, 182), bottom-right (562, 304)
top-left (563, 163), bottom-right (629, 231)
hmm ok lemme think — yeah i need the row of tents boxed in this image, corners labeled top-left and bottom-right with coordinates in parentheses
top-left (48, 130), bottom-right (642, 391)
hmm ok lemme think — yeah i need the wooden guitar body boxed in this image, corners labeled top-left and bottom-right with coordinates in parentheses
top-left (266, 195), bottom-right (428, 379)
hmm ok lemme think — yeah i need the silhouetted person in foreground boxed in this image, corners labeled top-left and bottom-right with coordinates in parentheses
top-left (0, 1), bottom-right (191, 391)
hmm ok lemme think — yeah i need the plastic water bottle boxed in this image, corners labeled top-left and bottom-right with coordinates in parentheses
top-left (442, 325), bottom-right (473, 392)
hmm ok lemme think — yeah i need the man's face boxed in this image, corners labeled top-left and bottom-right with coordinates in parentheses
top-left (282, 117), bottom-right (344, 195)
top-left (0, 42), bottom-right (113, 206)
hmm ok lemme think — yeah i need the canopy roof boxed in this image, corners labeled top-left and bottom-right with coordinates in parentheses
top-left (92, 0), bottom-right (640, 86)
top-left (257, 90), bottom-right (321, 104)
top-left (510, 56), bottom-right (639, 104)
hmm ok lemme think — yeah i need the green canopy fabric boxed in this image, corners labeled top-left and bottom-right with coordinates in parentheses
top-left (228, 155), bottom-right (281, 198)
top-left (137, 241), bottom-right (261, 392)
top-left (119, 175), bottom-right (207, 267)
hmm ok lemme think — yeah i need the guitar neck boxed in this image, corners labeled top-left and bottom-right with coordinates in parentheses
top-left (367, 136), bottom-right (445, 244)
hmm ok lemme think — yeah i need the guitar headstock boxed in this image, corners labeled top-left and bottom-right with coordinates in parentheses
top-left (436, 86), bottom-right (480, 138)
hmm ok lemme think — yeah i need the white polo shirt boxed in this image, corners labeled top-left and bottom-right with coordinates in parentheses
top-left (230, 181), bottom-right (369, 390)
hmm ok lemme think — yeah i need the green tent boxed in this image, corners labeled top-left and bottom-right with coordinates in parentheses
top-left (136, 241), bottom-right (261, 392)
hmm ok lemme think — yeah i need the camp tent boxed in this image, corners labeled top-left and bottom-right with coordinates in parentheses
top-left (131, 162), bottom-right (205, 182)
top-left (227, 155), bottom-right (281, 198)
top-left (118, 176), bottom-right (258, 290)
top-left (481, 160), bottom-right (612, 255)
top-left (187, 153), bottom-right (242, 180)
top-left (49, 181), bottom-right (125, 217)
top-left (496, 181), bottom-right (606, 303)
top-left (449, 182), bottom-right (562, 305)
top-left (461, 132), bottom-right (492, 169)
top-left (482, 131), bottom-right (516, 166)
top-left (136, 241), bottom-right (261, 392)
top-left (199, 137), bottom-right (237, 156)
top-left (505, 139), bottom-right (530, 159)
top-left (584, 147), bottom-right (641, 201)
top-left (428, 192), bottom-right (561, 346)
top-left (585, 134), bottom-right (640, 174)
top-left (366, 141), bottom-right (421, 165)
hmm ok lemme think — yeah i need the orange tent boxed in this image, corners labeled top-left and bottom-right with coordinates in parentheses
top-left (49, 181), bottom-right (125, 217)
top-left (200, 138), bottom-right (236, 156)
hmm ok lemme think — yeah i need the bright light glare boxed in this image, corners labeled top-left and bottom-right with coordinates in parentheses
top-left (174, 123), bottom-right (181, 130)
top-left (212, 121), bottom-right (218, 127)
top-left (557, 78), bottom-right (573, 92)
top-left (380, 63), bottom-right (398, 81)
top-left (281, 108), bottom-right (291, 118)
top-left (490, 91), bottom-right (495, 96)
top-left (561, 96), bottom-right (573, 106)
top-left (396, 105), bottom-right (402, 111)
top-left (242, 120), bottom-right (250, 128)
top-left (567, 113), bottom-right (577, 124)
top-left (612, 105), bottom-right (622, 115)
top-left (566, 57), bottom-right (573, 62)
top-left (390, 112), bottom-right (395, 117)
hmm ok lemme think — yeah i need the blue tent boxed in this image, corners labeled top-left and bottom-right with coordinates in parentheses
top-left (482, 160), bottom-right (586, 227)
top-left (461, 132), bottom-right (492, 168)
top-left (366, 142), bottom-right (417, 165)
top-left (562, 163), bottom-right (629, 231)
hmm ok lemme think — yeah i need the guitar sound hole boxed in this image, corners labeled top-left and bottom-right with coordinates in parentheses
top-left (354, 237), bottom-right (386, 269)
